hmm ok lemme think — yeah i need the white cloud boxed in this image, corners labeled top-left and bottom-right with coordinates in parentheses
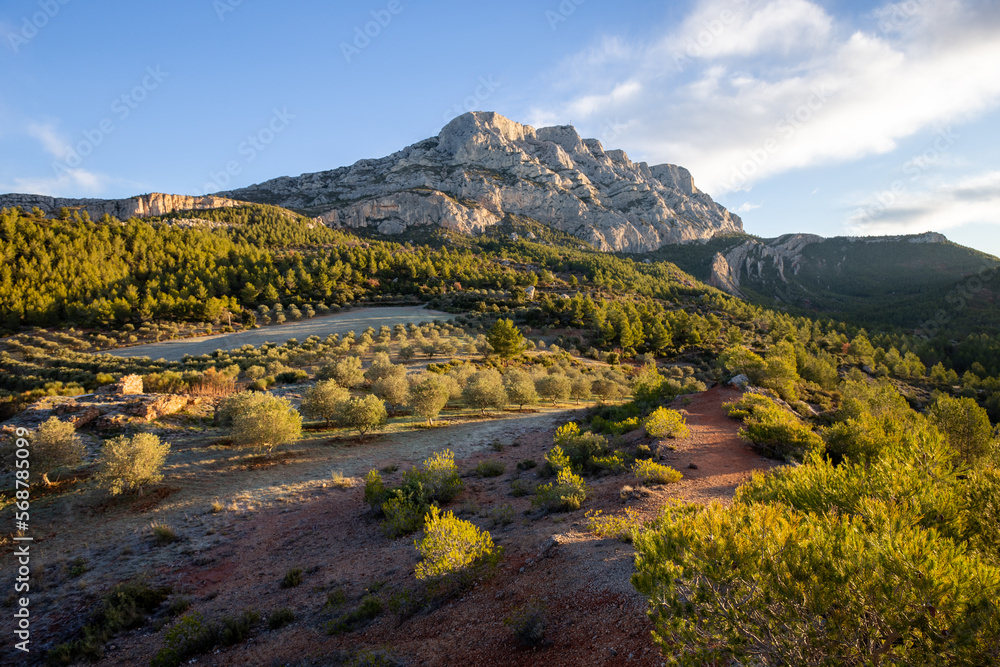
top-left (527, 0), bottom-right (1000, 196)
top-left (26, 123), bottom-right (72, 162)
top-left (667, 0), bottom-right (833, 60)
top-left (736, 201), bottom-right (762, 213)
top-left (0, 121), bottom-right (108, 196)
top-left (847, 170), bottom-right (1000, 236)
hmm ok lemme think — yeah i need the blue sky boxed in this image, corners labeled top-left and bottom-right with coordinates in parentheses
top-left (2, 0), bottom-right (999, 255)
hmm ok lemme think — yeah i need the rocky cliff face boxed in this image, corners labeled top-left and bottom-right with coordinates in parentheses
top-left (0, 192), bottom-right (243, 220)
top-left (221, 112), bottom-right (742, 252)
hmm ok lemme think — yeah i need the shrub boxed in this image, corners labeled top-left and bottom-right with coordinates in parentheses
top-left (551, 422), bottom-right (610, 474)
top-left (516, 458), bottom-right (537, 471)
top-left (280, 568), bottom-right (303, 589)
top-left (724, 394), bottom-right (823, 461)
top-left (97, 433), bottom-right (170, 496)
top-left (632, 501), bottom-right (1000, 667)
top-left (336, 395), bottom-right (387, 437)
top-left (150, 522), bottom-right (178, 545)
top-left (49, 579), bottom-right (171, 663)
top-left (475, 459), bottom-right (505, 477)
top-left (152, 610), bottom-right (259, 667)
top-left (363, 469), bottom-right (386, 510)
top-left (632, 459), bottom-right (682, 485)
top-left (267, 607), bottom-right (295, 630)
top-left (505, 602), bottom-right (546, 647)
top-left (414, 506), bottom-right (496, 580)
top-left (274, 369), bottom-right (308, 384)
top-left (418, 449), bottom-right (463, 502)
top-left (299, 380), bottom-right (349, 426)
top-left (330, 470), bottom-right (357, 489)
top-left (586, 508), bottom-right (641, 542)
top-left (533, 469), bottom-right (588, 512)
top-left (226, 393), bottom-right (302, 455)
top-left (326, 596), bottom-right (382, 635)
top-left (644, 407), bottom-right (690, 439)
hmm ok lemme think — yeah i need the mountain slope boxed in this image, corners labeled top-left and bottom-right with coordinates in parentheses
top-left (220, 111), bottom-right (743, 252)
top-left (645, 231), bottom-right (1000, 330)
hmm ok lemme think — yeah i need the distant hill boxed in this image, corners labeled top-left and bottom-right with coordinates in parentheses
top-left (645, 232), bottom-right (1000, 331)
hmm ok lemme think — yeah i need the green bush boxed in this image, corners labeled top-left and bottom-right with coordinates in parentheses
top-left (632, 459), bottom-right (682, 485)
top-left (274, 369), bottom-right (308, 384)
top-left (475, 459), bottom-right (505, 477)
top-left (363, 469), bottom-right (386, 511)
top-left (280, 568), bottom-right (303, 589)
top-left (49, 580), bottom-right (171, 663)
top-left (267, 607), bottom-right (295, 630)
top-left (533, 469), bottom-right (588, 512)
top-left (381, 494), bottom-right (427, 538)
top-left (326, 596), bottom-right (382, 635)
top-left (724, 394), bottom-right (823, 461)
top-left (414, 506), bottom-right (496, 580)
top-left (152, 610), bottom-right (259, 667)
top-left (644, 407), bottom-right (690, 439)
top-left (632, 500), bottom-right (1000, 666)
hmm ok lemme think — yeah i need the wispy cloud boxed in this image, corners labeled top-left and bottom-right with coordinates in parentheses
top-left (527, 0), bottom-right (1000, 196)
top-left (1, 121), bottom-right (108, 196)
top-left (847, 170), bottom-right (1000, 235)
top-left (736, 201), bottom-right (762, 213)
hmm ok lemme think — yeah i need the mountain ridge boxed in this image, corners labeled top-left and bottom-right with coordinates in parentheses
top-left (218, 111), bottom-right (743, 252)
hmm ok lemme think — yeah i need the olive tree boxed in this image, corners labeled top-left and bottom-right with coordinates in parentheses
top-left (337, 395), bottom-right (388, 437)
top-left (97, 433), bottom-right (170, 496)
top-left (372, 374), bottom-right (410, 415)
top-left (408, 374), bottom-right (451, 425)
top-left (28, 417), bottom-right (85, 486)
top-left (226, 392), bottom-right (303, 455)
top-left (536, 374), bottom-right (572, 404)
top-left (463, 369), bottom-right (507, 414)
top-left (300, 380), bottom-right (349, 426)
top-left (503, 369), bottom-right (538, 411)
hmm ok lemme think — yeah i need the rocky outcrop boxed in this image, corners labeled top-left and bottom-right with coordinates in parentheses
top-left (97, 374), bottom-right (144, 396)
top-left (709, 234), bottom-right (823, 295)
top-left (0, 192), bottom-right (243, 221)
top-left (222, 111), bottom-right (743, 252)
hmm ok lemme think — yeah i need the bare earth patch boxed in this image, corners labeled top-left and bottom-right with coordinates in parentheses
top-left (4, 387), bottom-right (773, 666)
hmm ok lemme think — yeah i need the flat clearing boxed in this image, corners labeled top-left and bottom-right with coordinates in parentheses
top-left (101, 306), bottom-right (451, 361)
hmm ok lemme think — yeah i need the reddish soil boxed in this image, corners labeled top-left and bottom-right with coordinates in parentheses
top-left (87, 386), bottom-right (775, 666)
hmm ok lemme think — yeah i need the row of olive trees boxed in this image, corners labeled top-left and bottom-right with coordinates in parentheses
top-left (2, 418), bottom-right (170, 495)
